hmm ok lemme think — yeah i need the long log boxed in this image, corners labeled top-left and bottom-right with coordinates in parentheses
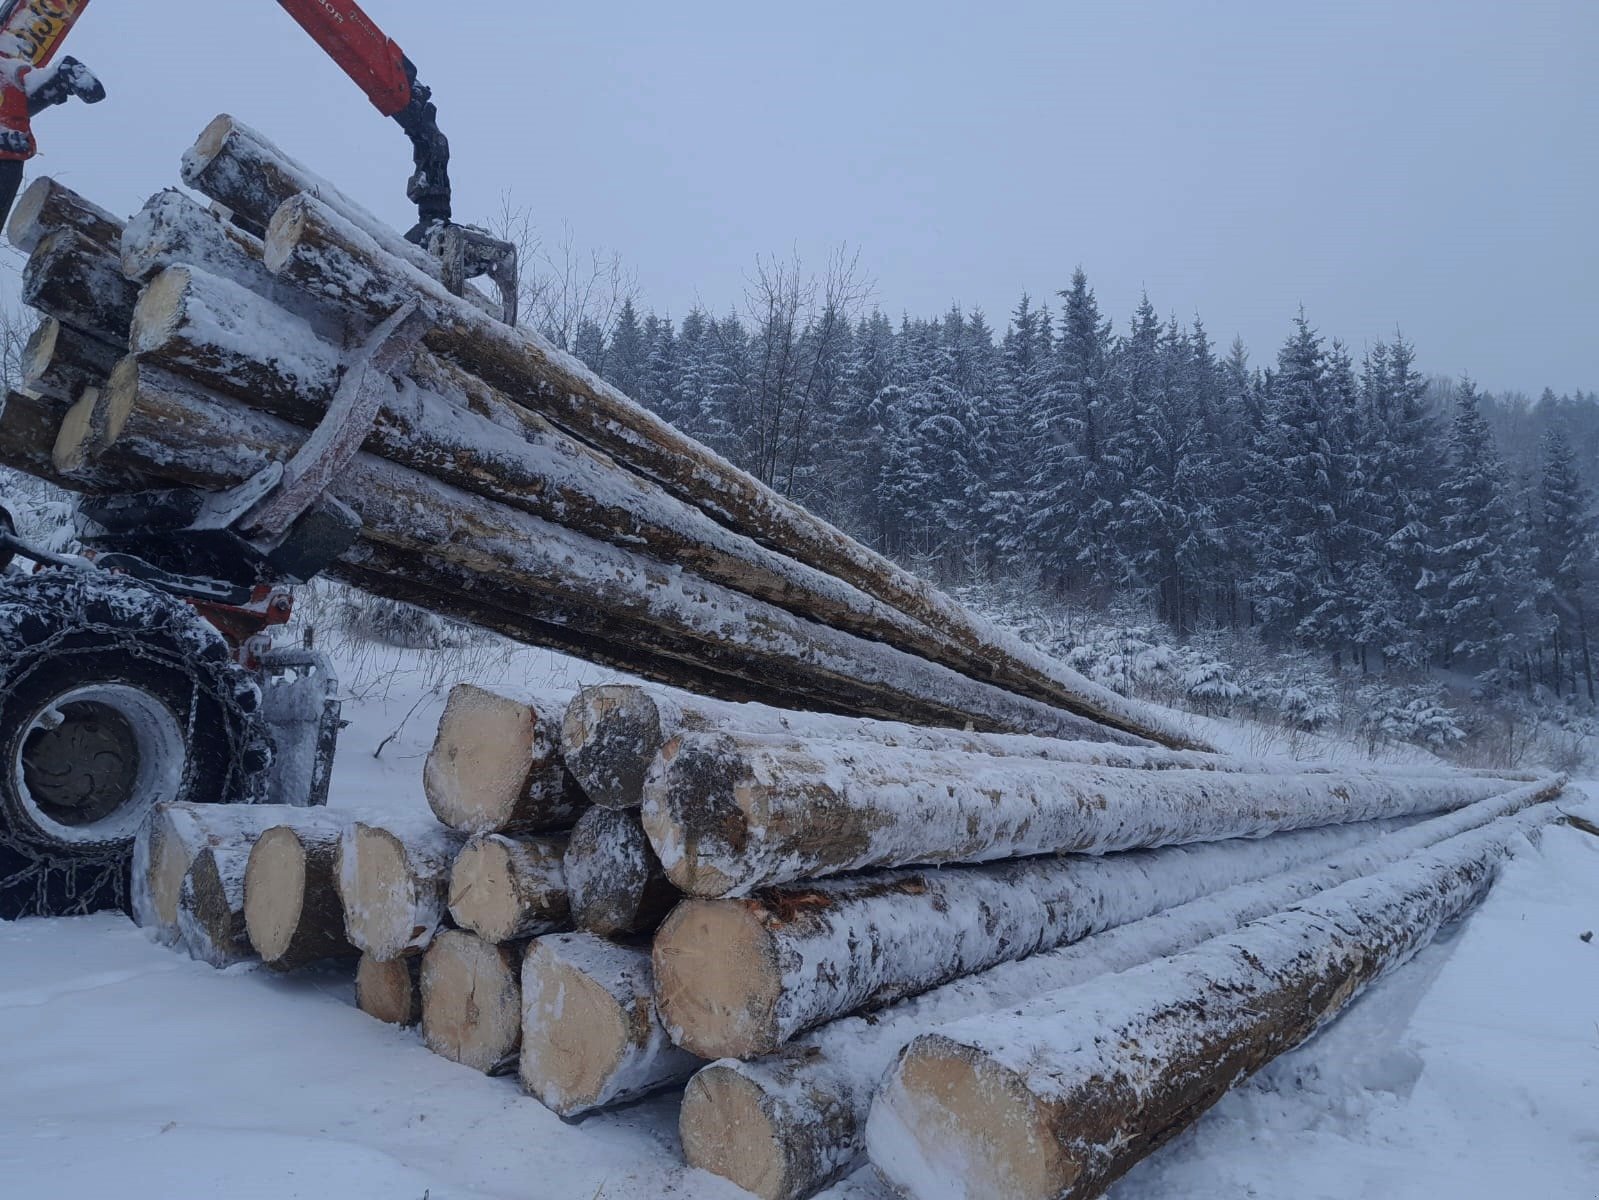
top-left (22, 229), bottom-right (138, 346)
top-left (652, 818), bottom-right (1408, 1060)
top-left (864, 801), bottom-right (1565, 1200)
top-left (447, 833), bottom-right (569, 943)
top-left (22, 317), bottom-right (121, 404)
top-left (423, 684), bottom-right (584, 835)
top-left (519, 933), bottom-right (701, 1117)
top-left (176, 841), bottom-right (258, 968)
top-left (259, 188), bottom-right (1201, 749)
top-left (90, 362), bottom-right (1138, 741)
top-left (356, 953), bottom-right (423, 1025)
top-left (335, 817), bottom-right (466, 960)
top-left (125, 267), bottom-right (1068, 706)
top-left (421, 929), bottom-right (523, 1075)
top-left (641, 733), bottom-right (1516, 896)
top-left (564, 807), bottom-right (677, 937)
top-left (677, 776), bottom-right (1566, 1200)
top-left (245, 820), bottom-right (361, 970)
top-left (6, 176), bottom-right (122, 254)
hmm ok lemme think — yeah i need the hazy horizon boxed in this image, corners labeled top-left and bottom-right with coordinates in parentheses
top-left (9, 0), bottom-right (1594, 396)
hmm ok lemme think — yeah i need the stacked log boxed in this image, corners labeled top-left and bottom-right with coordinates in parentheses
top-left (447, 833), bottom-right (569, 942)
top-left (245, 816), bottom-right (364, 970)
top-left (356, 954), bottom-right (422, 1026)
top-left (335, 817), bottom-right (466, 961)
top-left (421, 930), bottom-right (524, 1074)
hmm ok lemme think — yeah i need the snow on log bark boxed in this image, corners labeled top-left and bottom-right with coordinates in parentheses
top-left (641, 732), bottom-right (1514, 896)
top-left (335, 817), bottom-right (466, 961)
top-left (420, 929), bottom-right (523, 1075)
top-left (447, 833), bottom-right (570, 943)
top-left (682, 775), bottom-right (1565, 1200)
top-left (864, 793), bottom-right (1568, 1200)
top-left (22, 317), bottom-right (121, 405)
top-left (21, 229), bottom-right (138, 347)
top-left (90, 365), bottom-right (1142, 741)
top-left (652, 818), bottom-right (1408, 1060)
top-left (176, 841), bottom-right (257, 968)
top-left (245, 820), bottom-right (361, 970)
top-left (260, 188), bottom-right (1202, 750)
top-left (423, 684), bottom-right (584, 835)
top-left (131, 802), bottom-right (307, 945)
top-left (565, 807), bottom-right (678, 937)
top-left (356, 953), bottom-right (422, 1026)
top-left (6, 176), bottom-right (122, 255)
top-left (519, 932), bottom-right (701, 1117)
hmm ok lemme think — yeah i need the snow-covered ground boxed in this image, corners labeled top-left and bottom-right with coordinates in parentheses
top-left (2, 638), bottom-right (1596, 1199)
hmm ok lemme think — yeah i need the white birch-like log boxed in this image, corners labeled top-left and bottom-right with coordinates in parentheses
top-left (245, 818), bottom-right (363, 970)
top-left (176, 841), bottom-right (258, 969)
top-left (260, 188), bottom-right (1203, 749)
top-left (642, 732), bottom-right (1515, 896)
top-left (7, 175), bottom-right (123, 254)
top-left (653, 817), bottom-right (1408, 1060)
top-left (355, 953), bottom-right (422, 1026)
top-left (420, 929), bottom-right (523, 1075)
top-left (564, 807), bottom-right (677, 937)
top-left (864, 799), bottom-right (1566, 1200)
top-left (678, 774), bottom-right (1565, 1200)
top-left (447, 833), bottom-right (569, 943)
top-left (335, 817), bottom-right (466, 961)
top-left (423, 684), bottom-right (584, 835)
top-left (519, 933), bottom-right (701, 1117)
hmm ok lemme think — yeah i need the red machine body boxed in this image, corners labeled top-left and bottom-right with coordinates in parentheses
top-left (276, 0), bottom-right (414, 117)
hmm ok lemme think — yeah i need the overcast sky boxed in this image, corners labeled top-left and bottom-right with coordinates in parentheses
top-left (18, 0), bottom-right (1597, 394)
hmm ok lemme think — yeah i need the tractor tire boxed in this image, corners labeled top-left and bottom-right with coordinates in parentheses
top-left (0, 570), bottom-right (273, 920)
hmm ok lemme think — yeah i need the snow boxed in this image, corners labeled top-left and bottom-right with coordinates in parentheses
top-left (1, 627), bottom-right (1593, 1197)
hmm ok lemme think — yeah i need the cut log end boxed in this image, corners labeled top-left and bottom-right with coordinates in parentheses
top-left (420, 930), bottom-right (522, 1075)
top-left (356, 953), bottom-right (423, 1026)
top-left (424, 684), bottom-right (562, 833)
top-left (870, 1036), bottom-right (1071, 1200)
top-left (147, 820), bottom-right (194, 935)
top-left (447, 833), bottom-right (568, 943)
top-left (680, 1066), bottom-right (793, 1200)
top-left (652, 899), bottom-right (780, 1060)
top-left (186, 114), bottom-right (235, 175)
top-left (178, 847), bottom-right (249, 968)
top-left (128, 265), bottom-right (192, 357)
top-left (337, 824), bottom-right (441, 961)
top-left (561, 685), bottom-right (663, 809)
top-left (519, 942), bottom-right (632, 1114)
top-left (243, 825), bottom-right (310, 963)
top-left (564, 806), bottom-right (675, 937)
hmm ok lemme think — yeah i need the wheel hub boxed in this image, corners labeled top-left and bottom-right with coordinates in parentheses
top-left (21, 701), bottom-right (142, 826)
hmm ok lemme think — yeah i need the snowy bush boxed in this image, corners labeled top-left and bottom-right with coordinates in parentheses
top-left (1354, 684), bottom-right (1466, 754)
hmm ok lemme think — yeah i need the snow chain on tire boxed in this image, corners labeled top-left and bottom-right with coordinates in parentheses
top-left (0, 570), bottom-right (274, 919)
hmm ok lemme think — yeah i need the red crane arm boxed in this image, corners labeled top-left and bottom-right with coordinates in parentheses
top-left (275, 0), bottom-right (414, 118)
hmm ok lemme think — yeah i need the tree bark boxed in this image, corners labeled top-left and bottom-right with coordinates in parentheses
top-left (864, 803), bottom-right (1561, 1200)
top-left (518, 932), bottom-right (701, 1117)
top-left (564, 807), bottom-right (678, 937)
top-left (21, 229), bottom-right (138, 347)
top-left (652, 818), bottom-right (1409, 1060)
top-left (447, 833), bottom-right (569, 943)
top-left (356, 953), bottom-right (422, 1026)
top-left (245, 820), bottom-right (361, 970)
top-left (423, 684), bottom-right (585, 835)
top-left (335, 817), bottom-right (466, 961)
top-left (22, 317), bottom-right (121, 404)
top-left (7, 175), bottom-right (123, 254)
top-left (641, 733), bottom-right (1516, 896)
top-left (421, 929), bottom-right (523, 1075)
top-left (176, 841), bottom-right (258, 969)
top-left (260, 188), bottom-right (1204, 750)
top-left (683, 776), bottom-right (1564, 1200)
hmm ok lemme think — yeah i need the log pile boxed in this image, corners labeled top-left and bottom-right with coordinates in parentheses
top-left (29, 117), bottom-right (1567, 1199)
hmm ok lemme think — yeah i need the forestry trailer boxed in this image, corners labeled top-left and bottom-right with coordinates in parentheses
top-left (0, 0), bottom-right (519, 918)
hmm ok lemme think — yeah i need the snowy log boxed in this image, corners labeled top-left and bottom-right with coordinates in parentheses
top-left (50, 386), bottom-right (108, 473)
top-left (91, 365), bottom-right (1141, 741)
top-left (176, 842), bottom-right (257, 969)
top-left (519, 932), bottom-right (701, 1117)
top-left (260, 188), bottom-right (1201, 749)
top-left (335, 817), bottom-right (466, 961)
top-left (447, 833), bottom-right (570, 943)
top-left (6, 175), bottom-right (122, 255)
top-left (681, 775), bottom-right (1565, 1200)
top-left (22, 317), bottom-right (121, 404)
top-left (565, 807), bottom-right (678, 937)
top-left (245, 820), bottom-right (361, 970)
top-left (22, 229), bottom-right (139, 346)
top-left (423, 684), bottom-right (584, 835)
top-left (355, 953), bottom-right (422, 1026)
top-left (642, 732), bottom-right (1513, 895)
top-left (420, 929), bottom-right (523, 1075)
top-left (652, 818), bottom-right (1406, 1060)
top-left (865, 798), bottom-right (1564, 1200)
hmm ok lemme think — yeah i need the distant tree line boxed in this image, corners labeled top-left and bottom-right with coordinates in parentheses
top-left (551, 262), bottom-right (1597, 702)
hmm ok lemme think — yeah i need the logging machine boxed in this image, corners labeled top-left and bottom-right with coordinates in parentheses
top-left (0, 0), bottom-right (519, 918)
